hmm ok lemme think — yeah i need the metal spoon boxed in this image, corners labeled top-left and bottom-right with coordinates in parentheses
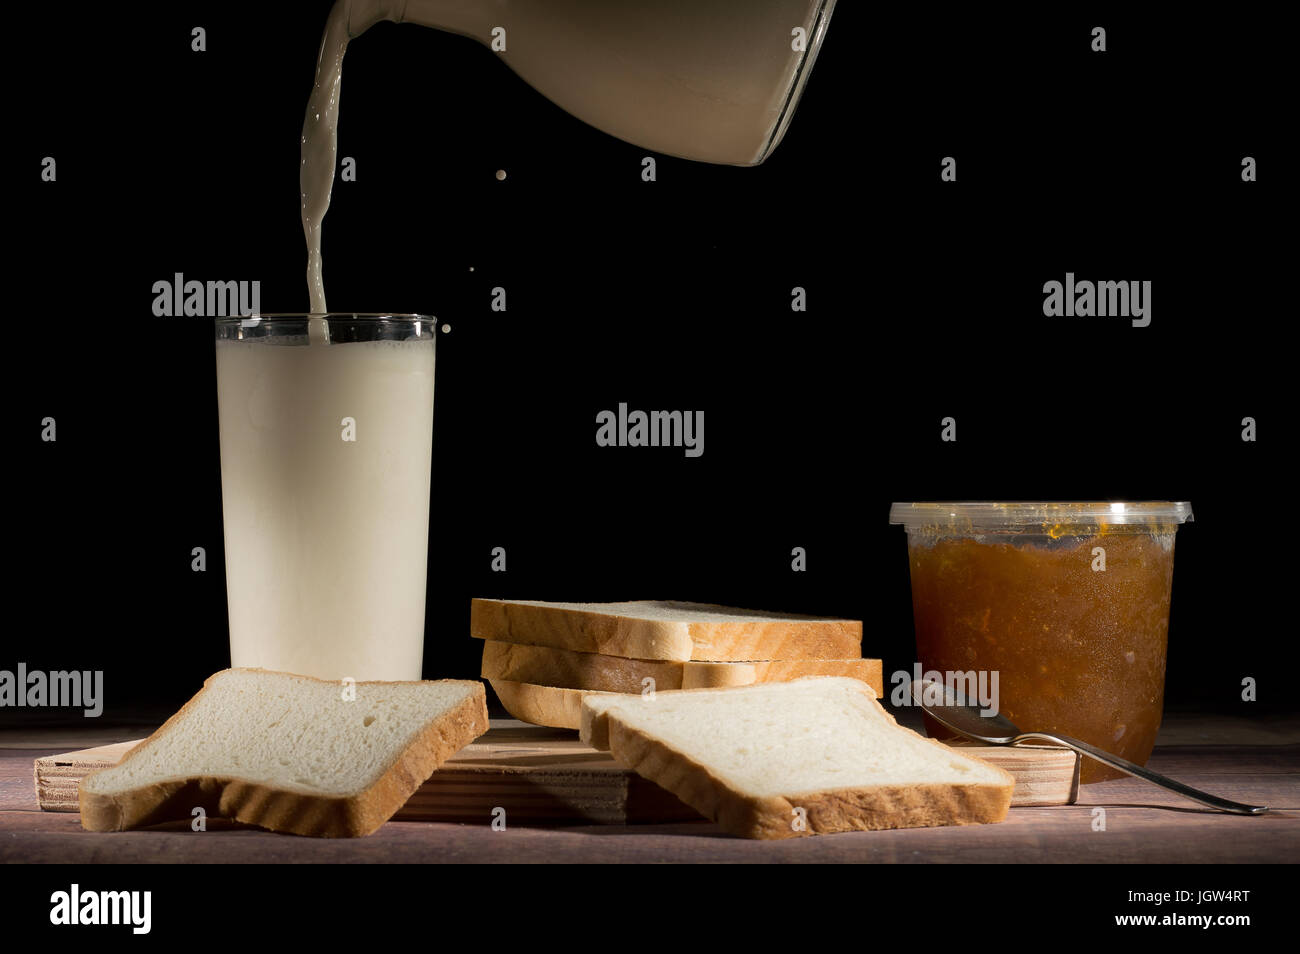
top-left (910, 678), bottom-right (1268, 815)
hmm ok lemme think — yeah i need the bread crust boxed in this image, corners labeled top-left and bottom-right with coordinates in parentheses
top-left (78, 670), bottom-right (488, 838)
top-left (471, 599), bottom-right (862, 661)
top-left (483, 641), bottom-right (688, 692)
top-left (683, 658), bottom-right (882, 695)
top-left (595, 679), bottom-right (1015, 839)
top-left (482, 640), bottom-right (883, 697)
top-left (488, 678), bottom-right (617, 730)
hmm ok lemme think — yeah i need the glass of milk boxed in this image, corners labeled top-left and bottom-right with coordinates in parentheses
top-left (214, 315), bottom-right (437, 681)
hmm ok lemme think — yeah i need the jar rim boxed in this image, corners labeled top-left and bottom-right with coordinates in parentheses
top-left (889, 501), bottom-right (1193, 530)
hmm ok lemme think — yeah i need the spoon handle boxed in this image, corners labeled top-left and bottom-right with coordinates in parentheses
top-left (1011, 732), bottom-right (1268, 815)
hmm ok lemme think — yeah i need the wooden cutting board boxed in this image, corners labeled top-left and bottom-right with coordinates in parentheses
top-left (34, 719), bottom-right (1078, 823)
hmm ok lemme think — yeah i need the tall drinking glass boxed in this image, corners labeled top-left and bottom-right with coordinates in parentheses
top-left (215, 315), bottom-right (436, 681)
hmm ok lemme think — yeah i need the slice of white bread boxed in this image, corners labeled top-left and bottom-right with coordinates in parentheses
top-left (579, 677), bottom-right (1015, 838)
top-left (482, 640), bottom-right (883, 696)
top-left (471, 599), bottom-right (862, 661)
top-left (79, 669), bottom-right (488, 837)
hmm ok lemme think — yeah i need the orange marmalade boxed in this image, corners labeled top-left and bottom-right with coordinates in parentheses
top-left (890, 503), bottom-right (1192, 783)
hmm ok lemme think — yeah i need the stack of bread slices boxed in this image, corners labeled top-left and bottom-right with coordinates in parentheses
top-left (473, 599), bottom-right (880, 729)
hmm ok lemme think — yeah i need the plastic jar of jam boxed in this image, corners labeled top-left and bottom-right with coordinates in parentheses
top-left (889, 502), bottom-right (1193, 783)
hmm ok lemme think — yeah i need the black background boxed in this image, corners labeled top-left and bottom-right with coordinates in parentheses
top-left (9, 2), bottom-right (1294, 724)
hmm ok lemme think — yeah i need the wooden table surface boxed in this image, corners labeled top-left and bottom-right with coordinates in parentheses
top-left (2, 712), bottom-right (1296, 863)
